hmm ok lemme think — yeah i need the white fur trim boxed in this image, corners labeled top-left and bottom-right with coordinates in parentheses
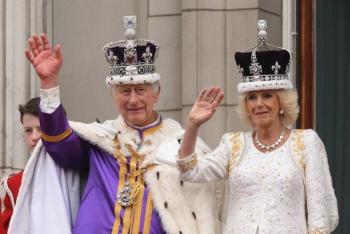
top-left (69, 121), bottom-right (116, 155)
top-left (106, 73), bottom-right (160, 86)
top-left (71, 116), bottom-right (183, 162)
top-left (237, 79), bottom-right (293, 93)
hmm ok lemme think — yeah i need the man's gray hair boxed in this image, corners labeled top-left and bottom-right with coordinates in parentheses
top-left (110, 81), bottom-right (160, 96)
top-left (152, 81), bottom-right (161, 93)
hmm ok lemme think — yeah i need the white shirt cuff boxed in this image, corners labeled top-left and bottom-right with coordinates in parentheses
top-left (40, 86), bottom-right (61, 114)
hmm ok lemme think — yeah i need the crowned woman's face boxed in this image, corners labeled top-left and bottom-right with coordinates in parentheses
top-left (245, 90), bottom-right (281, 128)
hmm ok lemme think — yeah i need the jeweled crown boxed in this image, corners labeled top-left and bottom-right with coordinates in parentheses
top-left (103, 16), bottom-right (160, 86)
top-left (234, 20), bottom-right (292, 93)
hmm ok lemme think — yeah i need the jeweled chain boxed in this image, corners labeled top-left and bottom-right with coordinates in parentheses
top-left (255, 127), bottom-right (285, 151)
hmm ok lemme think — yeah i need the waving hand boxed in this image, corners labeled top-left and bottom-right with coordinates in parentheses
top-left (25, 33), bottom-right (63, 89)
top-left (188, 87), bottom-right (225, 127)
top-left (179, 86), bottom-right (224, 159)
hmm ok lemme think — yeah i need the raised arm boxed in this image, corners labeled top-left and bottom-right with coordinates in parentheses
top-left (179, 87), bottom-right (224, 159)
top-left (25, 34), bottom-right (88, 171)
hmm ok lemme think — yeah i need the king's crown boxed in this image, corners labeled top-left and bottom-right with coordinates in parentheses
top-left (103, 16), bottom-right (159, 78)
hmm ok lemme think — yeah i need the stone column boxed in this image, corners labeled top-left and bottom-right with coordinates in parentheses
top-left (0, 0), bottom-right (5, 176)
top-left (181, 0), bottom-right (227, 148)
top-left (148, 0), bottom-right (183, 122)
top-left (0, 0), bottom-right (49, 178)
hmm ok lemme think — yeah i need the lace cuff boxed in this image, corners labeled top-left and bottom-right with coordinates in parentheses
top-left (40, 86), bottom-right (61, 113)
top-left (177, 152), bottom-right (198, 173)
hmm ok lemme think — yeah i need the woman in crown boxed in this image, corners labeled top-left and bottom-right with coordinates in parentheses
top-left (177, 47), bottom-right (338, 233)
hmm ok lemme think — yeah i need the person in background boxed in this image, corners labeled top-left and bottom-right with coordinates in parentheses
top-left (1, 97), bottom-right (41, 233)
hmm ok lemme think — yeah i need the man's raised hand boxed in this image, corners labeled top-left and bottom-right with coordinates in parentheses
top-left (25, 33), bottom-right (63, 89)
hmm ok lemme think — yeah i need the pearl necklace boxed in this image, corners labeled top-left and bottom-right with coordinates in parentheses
top-left (255, 128), bottom-right (285, 151)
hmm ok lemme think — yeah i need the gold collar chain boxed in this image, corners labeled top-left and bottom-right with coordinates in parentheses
top-left (113, 135), bottom-right (156, 207)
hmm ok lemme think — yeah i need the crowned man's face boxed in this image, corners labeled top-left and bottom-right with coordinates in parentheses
top-left (22, 113), bottom-right (42, 152)
top-left (111, 83), bottom-right (160, 127)
top-left (245, 90), bottom-right (281, 129)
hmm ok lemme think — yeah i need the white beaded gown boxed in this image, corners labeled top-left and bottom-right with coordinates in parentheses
top-left (179, 129), bottom-right (338, 234)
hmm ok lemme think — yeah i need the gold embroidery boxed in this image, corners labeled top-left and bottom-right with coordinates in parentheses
top-left (228, 132), bottom-right (242, 173)
top-left (177, 153), bottom-right (198, 173)
top-left (291, 130), bottom-right (306, 173)
top-left (310, 227), bottom-right (328, 234)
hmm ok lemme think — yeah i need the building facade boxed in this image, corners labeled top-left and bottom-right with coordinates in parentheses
top-left (0, 0), bottom-right (290, 174)
top-left (2, 1), bottom-right (350, 233)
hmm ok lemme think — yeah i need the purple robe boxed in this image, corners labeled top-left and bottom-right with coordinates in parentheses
top-left (39, 105), bottom-right (165, 234)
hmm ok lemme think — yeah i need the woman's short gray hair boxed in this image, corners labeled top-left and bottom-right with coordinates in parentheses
top-left (236, 89), bottom-right (299, 127)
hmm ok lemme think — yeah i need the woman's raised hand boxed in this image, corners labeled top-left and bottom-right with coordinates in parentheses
top-left (25, 33), bottom-right (63, 89)
top-left (188, 86), bottom-right (224, 127)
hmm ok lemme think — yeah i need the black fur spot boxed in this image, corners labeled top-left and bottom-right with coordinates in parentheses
top-left (156, 171), bottom-right (160, 180)
top-left (192, 211), bottom-right (196, 220)
top-left (164, 202), bottom-right (168, 209)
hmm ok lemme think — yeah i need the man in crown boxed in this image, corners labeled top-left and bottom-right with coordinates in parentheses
top-left (8, 16), bottom-right (220, 234)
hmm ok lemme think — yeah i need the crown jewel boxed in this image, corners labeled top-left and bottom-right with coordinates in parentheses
top-left (234, 19), bottom-right (292, 93)
top-left (103, 16), bottom-right (160, 86)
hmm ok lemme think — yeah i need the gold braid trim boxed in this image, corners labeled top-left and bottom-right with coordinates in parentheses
top-left (113, 135), bottom-right (156, 207)
top-left (291, 129), bottom-right (306, 173)
top-left (177, 152), bottom-right (198, 173)
top-left (310, 227), bottom-right (328, 234)
top-left (41, 128), bottom-right (73, 142)
top-left (228, 132), bottom-right (242, 173)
